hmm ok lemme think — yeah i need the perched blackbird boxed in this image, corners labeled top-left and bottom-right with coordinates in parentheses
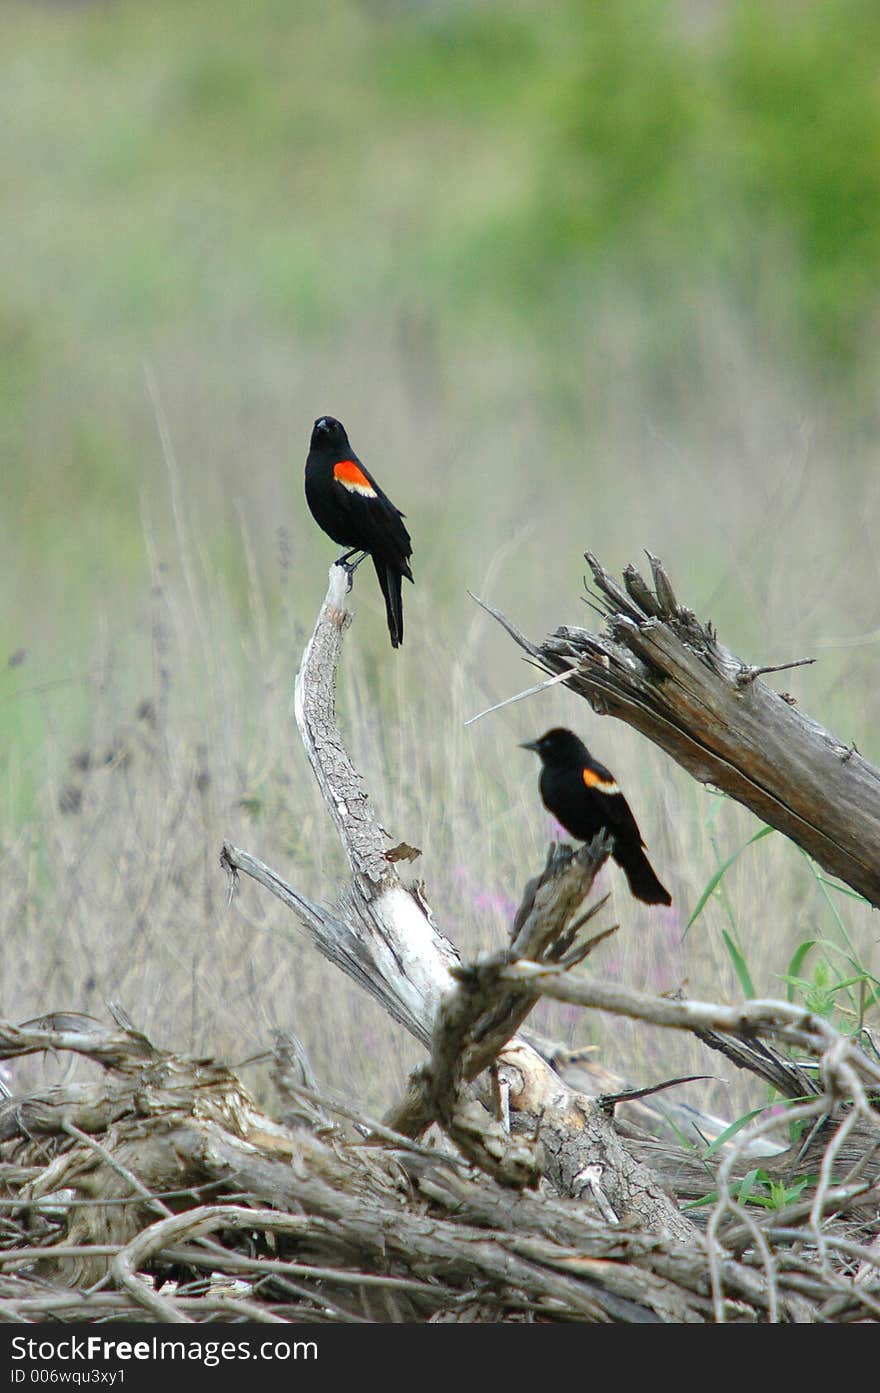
top-left (521, 727), bottom-right (671, 906)
top-left (305, 416), bottom-right (413, 648)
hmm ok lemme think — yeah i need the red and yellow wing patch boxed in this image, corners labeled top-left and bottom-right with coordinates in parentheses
top-left (583, 767), bottom-right (619, 795)
top-left (333, 459), bottom-right (377, 497)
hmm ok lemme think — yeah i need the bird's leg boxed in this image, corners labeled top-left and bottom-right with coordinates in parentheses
top-left (336, 549), bottom-right (368, 573)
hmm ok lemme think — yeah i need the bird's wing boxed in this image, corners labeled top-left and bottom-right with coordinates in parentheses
top-left (331, 460), bottom-right (413, 575)
top-left (580, 768), bottom-right (647, 849)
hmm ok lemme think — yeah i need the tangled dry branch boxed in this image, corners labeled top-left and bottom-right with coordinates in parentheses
top-left (0, 559), bottom-right (877, 1323)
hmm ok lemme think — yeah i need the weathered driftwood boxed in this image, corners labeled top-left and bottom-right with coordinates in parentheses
top-left (474, 551), bottom-right (880, 907)
top-left (2, 557), bottom-right (879, 1322)
top-left (292, 563), bottom-right (461, 1040)
top-left (229, 562), bottom-right (880, 1263)
top-left (226, 564), bottom-right (698, 1236)
top-left (0, 1012), bottom-right (839, 1323)
top-left (4, 1004), bottom-right (879, 1321)
top-left (224, 568), bottom-right (459, 1045)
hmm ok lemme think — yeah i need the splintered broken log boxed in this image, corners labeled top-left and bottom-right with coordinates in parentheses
top-left (474, 551), bottom-right (880, 907)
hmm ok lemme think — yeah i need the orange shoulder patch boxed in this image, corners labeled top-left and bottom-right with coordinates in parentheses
top-left (333, 459), bottom-right (376, 496)
top-left (583, 767), bottom-right (619, 794)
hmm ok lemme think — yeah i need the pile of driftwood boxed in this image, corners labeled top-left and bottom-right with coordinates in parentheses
top-left (1, 555), bottom-right (878, 1323)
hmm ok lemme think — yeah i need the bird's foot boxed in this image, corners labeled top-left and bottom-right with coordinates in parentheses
top-left (335, 549), bottom-right (368, 574)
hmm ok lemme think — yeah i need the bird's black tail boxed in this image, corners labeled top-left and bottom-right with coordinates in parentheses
top-left (614, 844), bottom-right (671, 906)
top-left (373, 557), bottom-right (404, 649)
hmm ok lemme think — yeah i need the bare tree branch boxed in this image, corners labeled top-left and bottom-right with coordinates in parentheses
top-left (225, 564), bottom-right (460, 1044)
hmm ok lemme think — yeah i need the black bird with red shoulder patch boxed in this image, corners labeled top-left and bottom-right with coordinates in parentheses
top-left (305, 416), bottom-right (413, 648)
top-left (521, 727), bottom-right (671, 906)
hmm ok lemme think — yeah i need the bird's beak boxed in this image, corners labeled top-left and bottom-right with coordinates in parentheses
top-left (519, 740), bottom-right (540, 753)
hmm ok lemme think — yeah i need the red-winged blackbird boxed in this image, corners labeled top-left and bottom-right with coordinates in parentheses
top-left (305, 416), bottom-right (413, 648)
top-left (521, 727), bottom-right (671, 906)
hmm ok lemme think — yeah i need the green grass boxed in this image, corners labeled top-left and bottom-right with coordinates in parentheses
top-left (2, 0), bottom-right (880, 1121)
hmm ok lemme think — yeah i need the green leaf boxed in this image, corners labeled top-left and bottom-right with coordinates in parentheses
top-left (703, 1106), bottom-right (768, 1158)
top-left (843, 958), bottom-right (880, 1009)
top-left (723, 929), bottom-right (756, 999)
top-left (685, 825), bottom-right (774, 933)
top-left (737, 1167), bottom-right (764, 1205)
top-left (785, 940), bottom-right (818, 1003)
top-left (814, 877), bottom-right (870, 905)
top-left (682, 1192), bottom-right (718, 1211)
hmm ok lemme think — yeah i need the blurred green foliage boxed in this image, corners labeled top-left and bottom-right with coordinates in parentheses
top-left (382, 0), bottom-right (880, 386)
top-left (3, 0), bottom-right (880, 820)
top-left (4, 0), bottom-right (879, 373)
